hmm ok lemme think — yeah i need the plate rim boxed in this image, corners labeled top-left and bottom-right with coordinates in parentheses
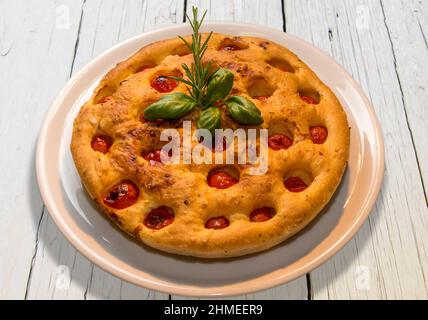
top-left (36, 22), bottom-right (385, 297)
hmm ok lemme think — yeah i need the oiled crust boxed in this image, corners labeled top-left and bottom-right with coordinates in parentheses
top-left (71, 33), bottom-right (350, 258)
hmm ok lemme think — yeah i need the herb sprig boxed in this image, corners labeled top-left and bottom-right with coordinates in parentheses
top-left (144, 7), bottom-right (263, 133)
top-left (172, 8), bottom-right (216, 106)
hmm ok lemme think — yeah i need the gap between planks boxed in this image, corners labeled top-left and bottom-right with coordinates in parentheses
top-left (25, 0), bottom-right (427, 300)
top-left (379, 0), bottom-right (427, 203)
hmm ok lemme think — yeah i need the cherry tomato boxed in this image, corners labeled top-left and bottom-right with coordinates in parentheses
top-left (103, 181), bottom-right (139, 209)
top-left (249, 207), bottom-right (276, 222)
top-left (284, 176), bottom-right (308, 192)
top-left (207, 171), bottom-right (238, 189)
top-left (310, 126), bottom-right (328, 144)
top-left (144, 206), bottom-right (175, 229)
top-left (91, 135), bottom-right (113, 154)
top-left (300, 94), bottom-right (319, 104)
top-left (142, 149), bottom-right (172, 163)
top-left (268, 134), bottom-right (293, 150)
top-left (219, 44), bottom-right (241, 51)
top-left (143, 149), bottom-right (162, 162)
top-left (151, 76), bottom-right (178, 93)
top-left (279, 65), bottom-right (293, 73)
top-left (205, 216), bottom-right (230, 229)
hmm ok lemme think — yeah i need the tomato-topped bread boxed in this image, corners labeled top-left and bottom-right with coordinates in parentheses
top-left (71, 33), bottom-right (350, 258)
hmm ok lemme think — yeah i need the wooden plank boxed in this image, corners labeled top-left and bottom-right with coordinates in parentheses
top-left (285, 0), bottom-right (428, 299)
top-left (0, 0), bottom-right (84, 299)
top-left (186, 0), bottom-right (283, 29)
top-left (25, 0), bottom-right (185, 300)
top-left (381, 0), bottom-right (428, 196)
top-left (10, 0), bottom-right (427, 300)
top-left (24, 208), bottom-right (94, 299)
top-left (170, 0), bottom-right (309, 300)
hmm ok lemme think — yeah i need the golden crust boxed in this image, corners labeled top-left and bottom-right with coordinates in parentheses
top-left (71, 34), bottom-right (350, 258)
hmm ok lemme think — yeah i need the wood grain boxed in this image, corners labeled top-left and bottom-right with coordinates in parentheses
top-left (0, 0), bottom-right (85, 299)
top-left (172, 0), bottom-right (308, 300)
top-left (285, 0), bottom-right (428, 299)
top-left (381, 0), bottom-right (427, 195)
top-left (25, 0), bottom-right (184, 300)
top-left (0, 0), bottom-right (426, 299)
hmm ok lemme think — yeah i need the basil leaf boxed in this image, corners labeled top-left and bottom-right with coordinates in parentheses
top-left (197, 106), bottom-right (221, 134)
top-left (204, 68), bottom-right (234, 105)
top-left (226, 96), bottom-right (264, 125)
top-left (144, 93), bottom-right (197, 120)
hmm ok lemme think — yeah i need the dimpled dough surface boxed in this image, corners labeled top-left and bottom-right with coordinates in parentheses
top-left (71, 34), bottom-right (350, 258)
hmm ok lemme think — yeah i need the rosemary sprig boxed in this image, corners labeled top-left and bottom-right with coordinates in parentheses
top-left (169, 7), bottom-right (218, 106)
top-left (144, 7), bottom-right (263, 132)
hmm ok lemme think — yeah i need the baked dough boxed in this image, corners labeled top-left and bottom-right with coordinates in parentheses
top-left (71, 34), bottom-right (350, 258)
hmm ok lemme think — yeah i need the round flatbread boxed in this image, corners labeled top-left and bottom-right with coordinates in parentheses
top-left (71, 34), bottom-right (350, 258)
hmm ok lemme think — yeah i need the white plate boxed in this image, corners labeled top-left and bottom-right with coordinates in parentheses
top-left (36, 22), bottom-right (384, 297)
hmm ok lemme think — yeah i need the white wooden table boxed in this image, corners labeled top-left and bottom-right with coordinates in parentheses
top-left (0, 0), bottom-right (426, 300)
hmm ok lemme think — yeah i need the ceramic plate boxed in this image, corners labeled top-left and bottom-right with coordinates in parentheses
top-left (36, 22), bottom-right (384, 297)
